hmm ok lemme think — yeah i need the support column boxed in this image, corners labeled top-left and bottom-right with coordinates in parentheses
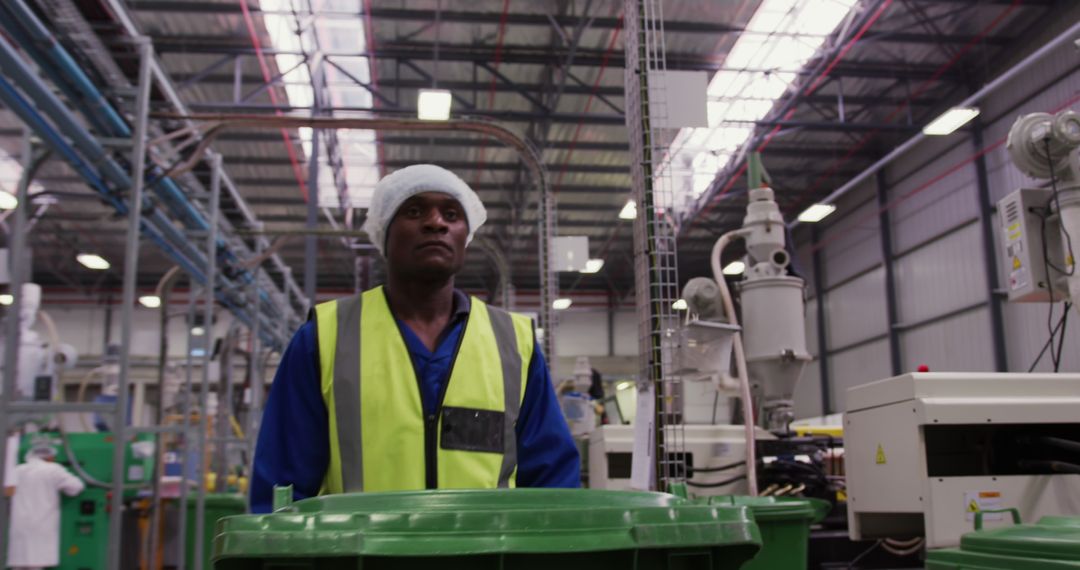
top-left (193, 153), bottom-right (222, 570)
top-left (876, 169), bottom-right (903, 376)
top-left (107, 38), bottom-right (152, 570)
top-left (304, 65), bottom-right (321, 305)
top-left (810, 226), bottom-right (831, 414)
top-left (972, 120), bottom-right (1009, 371)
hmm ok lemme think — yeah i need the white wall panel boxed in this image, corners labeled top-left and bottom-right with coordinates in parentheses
top-left (899, 308), bottom-right (995, 373)
top-left (821, 194), bottom-right (882, 288)
top-left (554, 310), bottom-right (610, 357)
top-left (1003, 302), bottom-right (1080, 373)
top-left (829, 339), bottom-right (890, 413)
top-left (824, 267), bottom-right (888, 349)
top-left (612, 310), bottom-right (638, 357)
top-left (894, 222), bottom-right (987, 324)
top-left (887, 143), bottom-right (979, 254)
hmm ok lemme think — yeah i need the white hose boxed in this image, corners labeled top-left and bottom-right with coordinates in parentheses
top-left (711, 230), bottom-right (758, 496)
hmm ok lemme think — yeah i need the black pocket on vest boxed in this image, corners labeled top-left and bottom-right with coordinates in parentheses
top-left (440, 407), bottom-right (504, 454)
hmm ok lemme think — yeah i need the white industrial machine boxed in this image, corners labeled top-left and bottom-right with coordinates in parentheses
top-left (589, 160), bottom-right (814, 496)
top-left (0, 282), bottom-right (77, 402)
top-left (589, 424), bottom-right (775, 495)
top-left (998, 109), bottom-right (1080, 309)
top-left (845, 109), bottom-right (1080, 549)
top-left (846, 372), bottom-right (1080, 548)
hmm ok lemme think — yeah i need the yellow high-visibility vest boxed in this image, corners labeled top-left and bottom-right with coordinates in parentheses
top-left (313, 286), bottom-right (534, 492)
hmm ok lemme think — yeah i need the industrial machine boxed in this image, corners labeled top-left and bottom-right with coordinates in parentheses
top-left (845, 372), bottom-right (1080, 548)
top-left (17, 432), bottom-right (155, 570)
top-left (998, 109), bottom-right (1080, 310)
top-left (844, 109), bottom-right (1080, 550)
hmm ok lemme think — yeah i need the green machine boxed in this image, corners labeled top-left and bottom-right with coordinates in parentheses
top-left (17, 432), bottom-right (155, 570)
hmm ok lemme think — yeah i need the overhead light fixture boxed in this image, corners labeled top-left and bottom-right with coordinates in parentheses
top-left (723, 260), bottom-right (746, 275)
top-left (0, 294), bottom-right (12, 306)
top-left (619, 199), bottom-right (637, 220)
top-left (417, 89), bottom-right (452, 121)
top-left (672, 298), bottom-right (688, 310)
top-left (582, 259), bottom-right (605, 273)
top-left (552, 298), bottom-right (573, 310)
top-left (138, 295), bottom-right (162, 309)
top-left (797, 203), bottom-right (837, 223)
top-left (922, 106), bottom-right (980, 136)
top-left (0, 192), bottom-right (17, 210)
top-left (76, 253), bottom-right (110, 270)
top-left (616, 381), bottom-right (633, 391)
top-left (190, 326), bottom-right (206, 337)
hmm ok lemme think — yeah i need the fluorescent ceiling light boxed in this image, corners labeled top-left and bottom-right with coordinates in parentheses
top-left (616, 381), bottom-right (633, 391)
top-left (672, 298), bottom-right (688, 310)
top-left (552, 298), bottom-right (573, 310)
top-left (0, 192), bottom-right (17, 210)
top-left (619, 200), bottom-right (637, 220)
top-left (0, 294), bottom-right (11, 306)
top-left (662, 0), bottom-right (859, 214)
top-left (417, 89), bottom-right (452, 121)
top-left (582, 259), bottom-right (605, 273)
top-left (190, 326), bottom-right (206, 337)
top-left (922, 107), bottom-right (980, 136)
top-left (138, 295), bottom-right (162, 309)
top-left (723, 261), bottom-right (746, 275)
top-left (76, 253), bottom-right (110, 270)
top-left (797, 203), bottom-right (837, 223)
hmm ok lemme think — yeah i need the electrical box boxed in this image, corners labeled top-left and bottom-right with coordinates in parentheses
top-left (998, 187), bottom-right (1067, 302)
top-left (845, 372), bottom-right (1080, 549)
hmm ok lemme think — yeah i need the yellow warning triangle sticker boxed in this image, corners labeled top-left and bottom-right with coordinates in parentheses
top-left (968, 500), bottom-right (980, 513)
top-left (875, 444), bottom-right (887, 465)
top-left (1012, 257), bottom-right (1022, 270)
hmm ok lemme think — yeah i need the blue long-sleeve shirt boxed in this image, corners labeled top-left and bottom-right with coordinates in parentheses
top-left (251, 291), bottom-right (580, 512)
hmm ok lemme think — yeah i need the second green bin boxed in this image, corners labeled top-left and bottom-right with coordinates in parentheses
top-left (701, 496), bottom-right (825, 570)
top-left (211, 488), bottom-right (763, 570)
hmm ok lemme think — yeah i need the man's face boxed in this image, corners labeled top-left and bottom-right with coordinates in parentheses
top-left (385, 192), bottom-right (468, 279)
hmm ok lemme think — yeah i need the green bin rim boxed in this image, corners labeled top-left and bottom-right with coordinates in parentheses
top-left (958, 523), bottom-right (1080, 561)
top-left (698, 495), bottom-right (819, 522)
top-left (212, 488), bottom-right (763, 560)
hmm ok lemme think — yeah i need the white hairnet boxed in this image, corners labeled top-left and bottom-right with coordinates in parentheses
top-left (25, 444), bottom-right (56, 461)
top-left (362, 164), bottom-right (487, 257)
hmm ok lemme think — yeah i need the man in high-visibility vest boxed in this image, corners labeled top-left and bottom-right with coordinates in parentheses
top-left (251, 164), bottom-right (580, 511)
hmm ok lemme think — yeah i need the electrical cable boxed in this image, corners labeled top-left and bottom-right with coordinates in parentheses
top-left (1038, 205), bottom-right (1066, 370)
top-left (882, 538), bottom-right (925, 557)
top-left (1028, 302), bottom-right (1070, 372)
top-left (846, 540), bottom-right (882, 570)
top-left (691, 461), bottom-right (746, 473)
top-left (1035, 435), bottom-right (1080, 455)
top-left (685, 474), bottom-right (747, 489)
top-left (1053, 304), bottom-right (1069, 372)
top-left (1044, 139), bottom-right (1075, 276)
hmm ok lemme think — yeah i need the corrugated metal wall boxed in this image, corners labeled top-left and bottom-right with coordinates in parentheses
top-left (795, 33), bottom-right (1080, 418)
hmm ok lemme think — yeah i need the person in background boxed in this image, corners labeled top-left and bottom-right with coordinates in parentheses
top-left (251, 164), bottom-right (579, 512)
top-left (5, 444), bottom-right (85, 570)
top-left (589, 368), bottom-right (609, 424)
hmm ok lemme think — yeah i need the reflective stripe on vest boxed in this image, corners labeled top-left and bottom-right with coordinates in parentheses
top-left (314, 286), bottom-right (532, 493)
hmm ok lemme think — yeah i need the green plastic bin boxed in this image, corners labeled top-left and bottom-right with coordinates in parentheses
top-left (701, 496), bottom-right (823, 570)
top-left (186, 493), bottom-right (246, 570)
top-left (211, 489), bottom-right (762, 569)
top-left (927, 514), bottom-right (1080, 569)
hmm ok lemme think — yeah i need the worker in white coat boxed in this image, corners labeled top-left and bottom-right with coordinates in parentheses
top-left (4, 444), bottom-right (85, 570)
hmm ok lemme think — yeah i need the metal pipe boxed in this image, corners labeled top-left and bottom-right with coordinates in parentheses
top-left (148, 265), bottom-right (184, 568)
top-left (245, 231), bottom-right (264, 510)
top-left (971, 119), bottom-right (1009, 372)
top-left (876, 170), bottom-right (902, 376)
top-left (106, 38), bottom-right (152, 570)
top-left (175, 287), bottom-right (198, 570)
top-left (0, 133), bottom-right (46, 561)
top-left (193, 153), bottom-right (223, 570)
top-left (154, 112), bottom-right (556, 353)
top-left (0, 33), bottom-right (286, 348)
top-left (791, 18), bottom-right (1080, 230)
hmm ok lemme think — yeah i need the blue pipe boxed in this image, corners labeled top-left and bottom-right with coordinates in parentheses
top-left (0, 6), bottom-right (288, 325)
top-left (0, 75), bottom-right (283, 348)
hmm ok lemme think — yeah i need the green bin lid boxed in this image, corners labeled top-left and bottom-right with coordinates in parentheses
top-left (214, 488), bottom-right (762, 559)
top-left (959, 524), bottom-right (1080, 561)
top-left (698, 496), bottom-right (818, 522)
top-left (1038, 516), bottom-right (1080, 528)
